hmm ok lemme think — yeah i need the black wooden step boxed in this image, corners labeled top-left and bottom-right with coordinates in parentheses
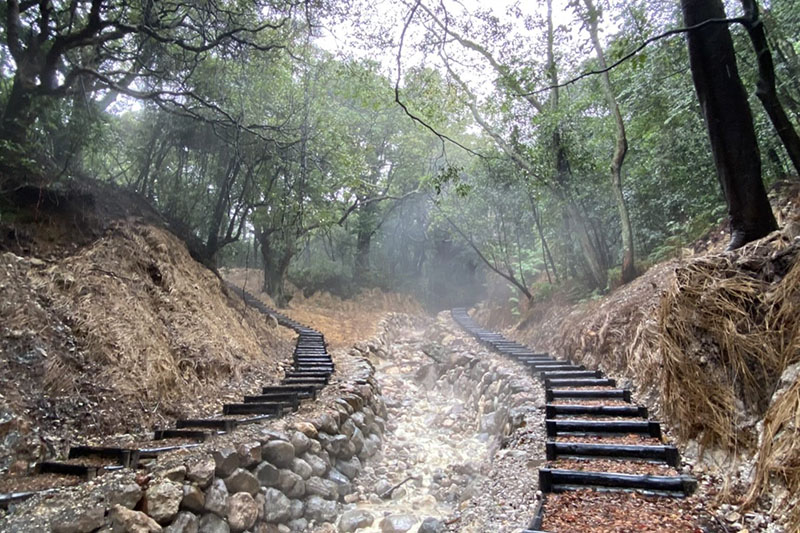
top-left (262, 385), bottom-right (320, 397)
top-left (37, 462), bottom-right (97, 479)
top-left (545, 404), bottom-right (647, 418)
top-left (546, 389), bottom-right (631, 402)
top-left (223, 402), bottom-right (285, 415)
top-left (541, 370), bottom-right (602, 379)
top-left (176, 419), bottom-right (238, 431)
top-left (529, 364), bottom-right (586, 372)
top-left (153, 429), bottom-right (211, 441)
top-left (284, 372), bottom-right (330, 380)
top-left (243, 393), bottom-right (300, 407)
top-left (545, 441), bottom-right (680, 467)
top-left (282, 377), bottom-right (328, 385)
top-left (539, 468), bottom-right (696, 496)
top-left (544, 378), bottom-right (617, 388)
top-left (68, 446), bottom-right (140, 467)
top-left (546, 419), bottom-right (662, 438)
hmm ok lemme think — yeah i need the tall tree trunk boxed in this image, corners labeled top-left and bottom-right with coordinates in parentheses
top-left (739, 0), bottom-right (800, 177)
top-left (259, 231), bottom-right (294, 307)
top-left (681, 0), bottom-right (777, 249)
top-left (583, 0), bottom-right (636, 283)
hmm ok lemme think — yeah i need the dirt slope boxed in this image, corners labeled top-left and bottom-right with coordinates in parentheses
top-left (0, 181), bottom-right (291, 476)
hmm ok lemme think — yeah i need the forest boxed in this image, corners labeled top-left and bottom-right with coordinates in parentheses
top-left (1, 0), bottom-right (796, 311)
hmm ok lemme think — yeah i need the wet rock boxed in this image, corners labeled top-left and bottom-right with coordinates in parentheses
top-left (162, 465), bottom-right (187, 483)
top-left (164, 512), bottom-right (198, 533)
top-left (181, 484), bottom-right (205, 513)
top-left (187, 458), bottom-right (216, 488)
top-left (254, 461), bottom-right (280, 486)
top-left (278, 468), bottom-right (306, 498)
top-left (227, 492), bottom-right (258, 532)
top-left (237, 442), bottom-right (262, 467)
top-left (350, 427), bottom-right (365, 455)
top-left (380, 514), bottom-right (417, 533)
top-left (53, 506), bottom-right (106, 533)
top-left (319, 433), bottom-right (348, 457)
top-left (361, 434), bottom-right (381, 458)
top-left (418, 517), bottom-right (445, 533)
top-left (340, 419), bottom-right (356, 438)
top-left (146, 480), bottom-right (183, 524)
top-left (110, 504), bottom-right (162, 533)
top-left (314, 413), bottom-right (339, 434)
top-left (224, 468), bottom-right (259, 495)
top-left (198, 513), bottom-right (230, 533)
top-left (262, 488), bottom-right (291, 523)
top-left (213, 448), bottom-right (241, 478)
top-left (204, 478), bottom-right (229, 516)
top-left (262, 440), bottom-right (295, 468)
top-left (304, 495), bottom-right (339, 523)
top-left (338, 509), bottom-right (374, 532)
top-left (291, 457), bottom-right (313, 480)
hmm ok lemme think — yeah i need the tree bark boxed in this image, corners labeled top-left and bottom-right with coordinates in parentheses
top-left (258, 231), bottom-right (294, 307)
top-left (739, 0), bottom-right (800, 177)
top-left (583, 0), bottom-right (636, 283)
top-left (681, 0), bottom-right (777, 248)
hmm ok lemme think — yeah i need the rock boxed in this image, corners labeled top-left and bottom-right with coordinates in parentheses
top-left (340, 419), bottom-right (356, 438)
top-left (187, 458), bottom-right (216, 488)
top-left (198, 513), bottom-right (230, 533)
top-left (262, 440), bottom-right (295, 468)
top-left (314, 413), bottom-right (339, 434)
top-left (289, 499), bottom-right (304, 520)
top-left (361, 434), bottom-right (381, 458)
top-left (162, 465), bottom-right (187, 483)
top-left (350, 427), bottom-right (365, 454)
top-left (262, 488), bottom-right (292, 523)
top-left (287, 518), bottom-right (308, 532)
top-left (227, 492), bottom-right (258, 532)
top-left (326, 468), bottom-right (353, 498)
top-left (338, 509), bottom-right (374, 532)
top-left (53, 506), bottom-right (106, 533)
top-left (418, 517), bottom-right (445, 533)
top-left (278, 469), bottom-right (306, 498)
top-left (301, 452), bottom-right (329, 477)
top-left (479, 408), bottom-right (507, 435)
top-left (379, 514), bottom-right (417, 533)
top-left (350, 412), bottom-right (366, 430)
top-left (304, 476), bottom-right (338, 500)
top-left (181, 484), bottom-right (205, 513)
top-left (373, 479), bottom-right (393, 497)
top-left (290, 457), bottom-right (313, 480)
top-left (213, 448), bottom-right (241, 478)
top-left (304, 495), bottom-right (338, 523)
top-left (110, 505), bottom-right (162, 533)
top-left (293, 422), bottom-right (318, 438)
top-left (164, 512), bottom-right (199, 533)
top-left (337, 441), bottom-right (357, 460)
top-left (109, 482), bottom-right (144, 509)
top-left (254, 461), bottom-right (280, 486)
top-left (335, 456), bottom-right (361, 480)
top-left (146, 480), bottom-right (183, 524)
top-left (290, 432), bottom-right (311, 455)
top-left (237, 442), bottom-right (262, 467)
top-left (204, 478), bottom-right (229, 516)
top-left (224, 468), bottom-right (259, 495)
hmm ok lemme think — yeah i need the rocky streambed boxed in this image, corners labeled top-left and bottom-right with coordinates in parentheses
top-left (317, 313), bottom-right (546, 533)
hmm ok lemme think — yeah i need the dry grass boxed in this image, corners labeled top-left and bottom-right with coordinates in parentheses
top-left (224, 268), bottom-right (424, 348)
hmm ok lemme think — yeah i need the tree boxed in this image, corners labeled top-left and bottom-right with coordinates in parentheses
top-left (680, 0), bottom-right (777, 249)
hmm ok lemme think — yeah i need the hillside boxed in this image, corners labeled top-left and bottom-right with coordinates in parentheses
top-left (0, 181), bottom-right (292, 477)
